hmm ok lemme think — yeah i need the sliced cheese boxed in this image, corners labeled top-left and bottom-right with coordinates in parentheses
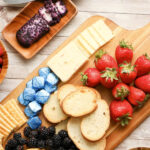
top-left (80, 30), bottom-right (100, 51)
top-left (47, 42), bottom-right (88, 82)
top-left (92, 20), bottom-right (113, 42)
top-left (87, 26), bottom-right (105, 46)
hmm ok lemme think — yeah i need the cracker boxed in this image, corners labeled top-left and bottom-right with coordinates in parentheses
top-left (0, 124), bottom-right (11, 137)
top-left (0, 133), bottom-right (3, 144)
top-left (0, 145), bottom-right (3, 150)
top-left (0, 117), bottom-right (12, 131)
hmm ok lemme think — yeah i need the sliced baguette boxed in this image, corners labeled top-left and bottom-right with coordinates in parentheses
top-left (67, 118), bottom-right (106, 150)
top-left (56, 119), bottom-right (68, 133)
top-left (58, 84), bottom-right (77, 106)
top-left (81, 99), bottom-right (110, 141)
top-left (62, 87), bottom-right (97, 117)
top-left (43, 92), bottom-right (68, 123)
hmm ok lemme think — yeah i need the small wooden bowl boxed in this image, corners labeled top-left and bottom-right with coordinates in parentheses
top-left (0, 41), bottom-right (8, 84)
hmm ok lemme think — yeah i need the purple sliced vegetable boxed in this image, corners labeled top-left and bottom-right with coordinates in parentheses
top-left (55, 0), bottom-right (67, 17)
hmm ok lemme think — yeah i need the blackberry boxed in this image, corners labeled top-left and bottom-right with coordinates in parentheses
top-left (70, 144), bottom-right (78, 150)
top-left (5, 144), bottom-right (11, 150)
top-left (46, 139), bottom-right (54, 148)
top-left (38, 127), bottom-right (49, 139)
top-left (58, 130), bottom-right (68, 139)
top-left (57, 147), bottom-right (65, 150)
top-left (30, 130), bottom-right (39, 138)
top-left (52, 134), bottom-right (61, 147)
top-left (24, 126), bottom-right (32, 137)
top-left (37, 140), bottom-right (46, 148)
top-left (47, 126), bottom-right (55, 137)
top-left (7, 139), bottom-right (17, 148)
top-left (27, 137), bottom-right (37, 148)
top-left (62, 137), bottom-right (72, 148)
top-left (13, 133), bottom-right (22, 141)
top-left (18, 138), bottom-right (26, 145)
top-left (16, 145), bottom-right (24, 150)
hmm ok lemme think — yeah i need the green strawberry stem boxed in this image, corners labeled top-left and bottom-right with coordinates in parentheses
top-left (119, 40), bottom-right (133, 50)
top-left (116, 87), bottom-right (129, 101)
top-left (137, 94), bottom-right (150, 108)
top-left (145, 53), bottom-right (150, 60)
top-left (120, 63), bottom-right (136, 74)
top-left (95, 49), bottom-right (106, 60)
top-left (116, 113), bottom-right (132, 127)
top-left (81, 72), bottom-right (88, 85)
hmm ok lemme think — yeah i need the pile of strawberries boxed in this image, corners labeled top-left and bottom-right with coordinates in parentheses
top-left (0, 46), bottom-right (4, 74)
top-left (81, 40), bottom-right (150, 126)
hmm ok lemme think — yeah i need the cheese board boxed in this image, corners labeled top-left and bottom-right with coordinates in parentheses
top-left (1, 15), bottom-right (150, 150)
top-left (2, 0), bottom-right (77, 59)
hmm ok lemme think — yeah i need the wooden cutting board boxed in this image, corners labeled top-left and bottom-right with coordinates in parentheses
top-left (1, 16), bottom-right (150, 150)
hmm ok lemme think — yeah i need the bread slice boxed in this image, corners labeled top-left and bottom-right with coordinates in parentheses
top-left (58, 84), bottom-right (77, 106)
top-left (43, 92), bottom-right (68, 123)
top-left (67, 118), bottom-right (106, 150)
top-left (81, 100), bottom-right (110, 141)
top-left (56, 119), bottom-right (68, 133)
top-left (62, 87), bottom-right (97, 117)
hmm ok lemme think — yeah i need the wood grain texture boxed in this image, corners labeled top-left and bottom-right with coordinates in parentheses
top-left (2, 0), bottom-right (77, 59)
top-left (0, 16), bottom-right (150, 150)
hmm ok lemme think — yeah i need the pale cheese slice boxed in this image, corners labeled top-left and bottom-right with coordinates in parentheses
top-left (80, 30), bottom-right (100, 51)
top-left (92, 20), bottom-right (113, 42)
top-left (87, 26), bottom-right (105, 46)
top-left (47, 42), bottom-right (88, 82)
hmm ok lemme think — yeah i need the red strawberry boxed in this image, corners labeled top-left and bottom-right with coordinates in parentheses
top-left (0, 68), bottom-right (1, 73)
top-left (100, 68), bottom-right (119, 88)
top-left (94, 49), bottom-right (118, 72)
top-left (115, 40), bottom-right (133, 65)
top-left (135, 74), bottom-right (150, 93)
top-left (0, 47), bottom-right (3, 57)
top-left (112, 83), bottom-right (130, 100)
top-left (119, 63), bottom-right (137, 84)
top-left (110, 100), bottom-right (133, 126)
top-left (0, 57), bottom-right (3, 65)
top-left (134, 53), bottom-right (150, 77)
top-left (81, 68), bottom-right (100, 87)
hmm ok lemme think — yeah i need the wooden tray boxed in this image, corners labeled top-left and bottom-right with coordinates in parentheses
top-left (1, 16), bottom-right (150, 150)
top-left (2, 0), bottom-right (77, 59)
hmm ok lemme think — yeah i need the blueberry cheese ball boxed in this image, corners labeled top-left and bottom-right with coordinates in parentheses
top-left (16, 14), bottom-right (50, 47)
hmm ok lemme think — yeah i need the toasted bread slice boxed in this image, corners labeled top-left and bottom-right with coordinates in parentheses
top-left (58, 84), bottom-right (77, 106)
top-left (67, 118), bottom-right (106, 150)
top-left (56, 119), bottom-right (68, 133)
top-left (62, 87), bottom-right (97, 117)
top-left (81, 100), bottom-right (110, 141)
top-left (43, 92), bottom-right (68, 123)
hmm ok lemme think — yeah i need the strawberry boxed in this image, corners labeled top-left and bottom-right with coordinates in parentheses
top-left (0, 68), bottom-right (1, 73)
top-left (110, 100), bottom-right (133, 126)
top-left (81, 68), bottom-right (100, 87)
top-left (112, 83), bottom-right (130, 100)
top-left (115, 40), bottom-right (133, 65)
top-left (134, 53), bottom-right (150, 77)
top-left (119, 63), bottom-right (137, 84)
top-left (135, 74), bottom-right (150, 93)
top-left (100, 68), bottom-right (119, 88)
top-left (128, 86), bottom-right (146, 106)
top-left (0, 47), bottom-right (3, 57)
top-left (0, 57), bottom-right (3, 65)
top-left (94, 49), bottom-right (118, 72)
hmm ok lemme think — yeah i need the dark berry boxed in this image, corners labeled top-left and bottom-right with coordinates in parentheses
top-left (7, 139), bottom-right (17, 148)
top-left (13, 133), bottom-right (21, 141)
top-left (27, 137), bottom-right (37, 148)
top-left (70, 144), bottom-right (78, 150)
top-left (37, 140), bottom-right (45, 148)
top-left (48, 126), bottom-right (55, 137)
top-left (57, 147), bottom-right (65, 150)
top-left (18, 138), bottom-right (26, 145)
top-left (24, 126), bottom-right (32, 137)
top-left (38, 126), bottom-right (49, 139)
top-left (58, 130), bottom-right (68, 139)
top-left (62, 137), bottom-right (72, 148)
top-left (46, 139), bottom-right (54, 148)
top-left (16, 145), bottom-right (24, 150)
top-left (30, 130), bottom-right (39, 138)
top-left (5, 144), bottom-right (11, 150)
top-left (52, 134), bottom-right (61, 147)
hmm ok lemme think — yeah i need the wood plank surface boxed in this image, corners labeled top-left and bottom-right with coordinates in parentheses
top-left (0, 0), bottom-right (150, 149)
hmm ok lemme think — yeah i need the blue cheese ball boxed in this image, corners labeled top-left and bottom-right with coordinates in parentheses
top-left (44, 83), bottom-right (57, 93)
top-left (18, 93), bottom-right (30, 106)
top-left (26, 80), bottom-right (33, 88)
top-left (39, 67), bottom-right (51, 80)
top-left (46, 73), bottom-right (59, 86)
top-left (28, 101), bottom-right (42, 113)
top-left (35, 89), bottom-right (50, 104)
top-left (32, 76), bottom-right (45, 90)
top-left (23, 88), bottom-right (36, 101)
top-left (24, 106), bottom-right (37, 118)
top-left (27, 116), bottom-right (42, 130)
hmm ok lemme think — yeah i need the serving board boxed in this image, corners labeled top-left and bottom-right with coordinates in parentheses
top-left (1, 16), bottom-right (150, 150)
top-left (2, 0), bottom-right (77, 59)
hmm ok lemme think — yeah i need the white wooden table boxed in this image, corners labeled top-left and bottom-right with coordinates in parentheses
top-left (0, 0), bottom-right (150, 149)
